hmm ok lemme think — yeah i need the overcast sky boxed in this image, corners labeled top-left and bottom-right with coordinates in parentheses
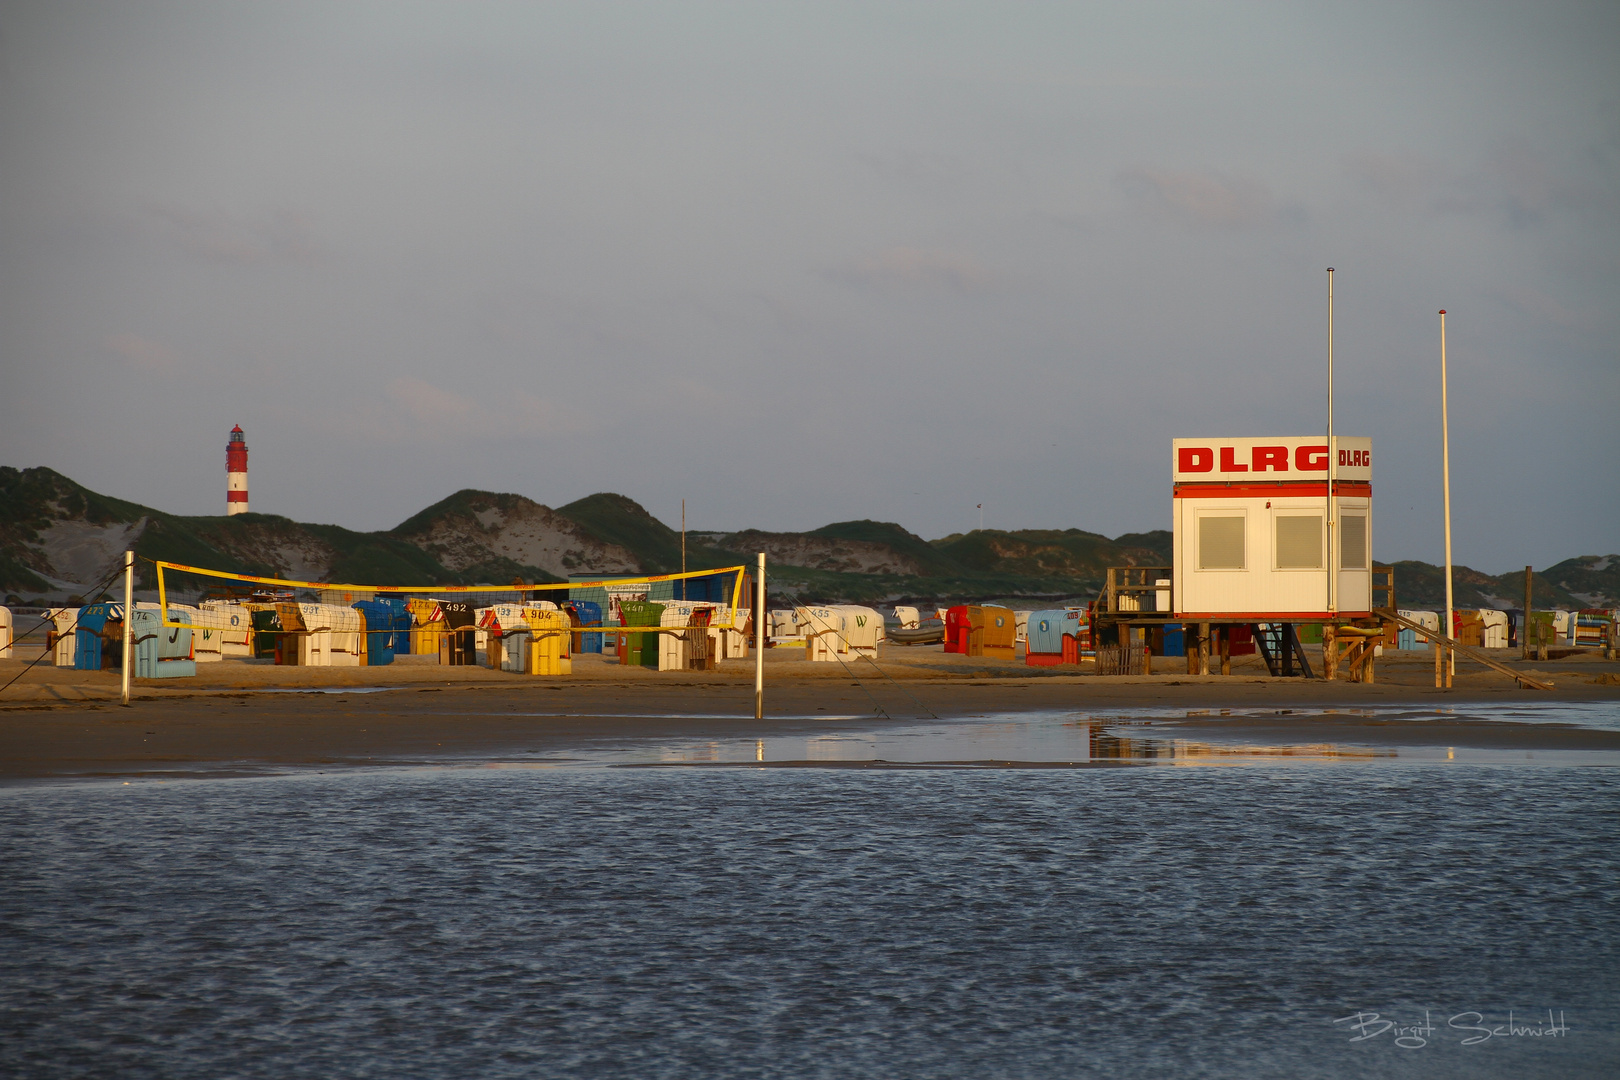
top-left (2, 1), bottom-right (1615, 572)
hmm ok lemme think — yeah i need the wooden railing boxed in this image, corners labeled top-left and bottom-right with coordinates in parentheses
top-left (1375, 608), bottom-right (1552, 690)
top-left (1371, 565), bottom-right (1395, 611)
top-left (1101, 567), bottom-right (1173, 616)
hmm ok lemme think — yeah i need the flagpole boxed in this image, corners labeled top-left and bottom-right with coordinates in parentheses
top-left (121, 549), bottom-right (133, 705)
top-left (1440, 310), bottom-right (1454, 687)
top-left (1326, 268), bottom-right (1336, 615)
top-left (755, 552), bottom-right (765, 721)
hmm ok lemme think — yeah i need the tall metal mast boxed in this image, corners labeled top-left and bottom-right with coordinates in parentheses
top-left (1326, 269), bottom-right (1336, 614)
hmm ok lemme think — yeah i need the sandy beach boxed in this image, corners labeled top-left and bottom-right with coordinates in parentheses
top-left (3, 643), bottom-right (1617, 781)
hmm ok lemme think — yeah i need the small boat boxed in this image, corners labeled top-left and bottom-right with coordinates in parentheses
top-left (887, 622), bottom-right (944, 646)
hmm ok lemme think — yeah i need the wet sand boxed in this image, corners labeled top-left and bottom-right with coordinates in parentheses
top-left (2, 645), bottom-right (1618, 781)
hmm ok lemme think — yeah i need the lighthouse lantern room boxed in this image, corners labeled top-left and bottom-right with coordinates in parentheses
top-left (226, 425), bottom-right (249, 515)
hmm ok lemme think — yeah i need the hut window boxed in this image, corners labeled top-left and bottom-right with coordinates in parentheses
top-left (1275, 515), bottom-right (1323, 569)
top-left (1340, 515), bottom-right (1368, 569)
top-left (1198, 516), bottom-right (1246, 569)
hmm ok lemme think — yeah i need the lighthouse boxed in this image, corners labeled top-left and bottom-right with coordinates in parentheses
top-left (226, 425), bottom-right (249, 515)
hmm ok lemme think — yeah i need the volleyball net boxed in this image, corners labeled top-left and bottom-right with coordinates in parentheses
top-left (149, 559), bottom-right (754, 665)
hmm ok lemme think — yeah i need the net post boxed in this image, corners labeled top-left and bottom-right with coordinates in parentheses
top-left (121, 549), bottom-right (133, 706)
top-left (755, 552), bottom-right (765, 721)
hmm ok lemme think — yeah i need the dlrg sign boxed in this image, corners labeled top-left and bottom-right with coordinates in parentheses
top-left (1172, 436), bottom-right (1372, 484)
top-left (1177, 445), bottom-right (1329, 473)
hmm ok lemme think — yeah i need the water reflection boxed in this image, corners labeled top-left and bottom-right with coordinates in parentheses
top-left (658, 741), bottom-right (723, 763)
top-left (1087, 727), bottom-right (1388, 763)
top-left (469, 702), bottom-right (1620, 772)
top-left (550, 718), bottom-right (1405, 768)
top-left (523, 703), bottom-right (1620, 770)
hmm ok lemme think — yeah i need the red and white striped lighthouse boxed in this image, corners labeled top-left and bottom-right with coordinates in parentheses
top-left (226, 425), bottom-right (249, 515)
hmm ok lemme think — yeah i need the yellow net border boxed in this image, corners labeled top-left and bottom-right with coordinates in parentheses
top-left (152, 559), bottom-right (751, 634)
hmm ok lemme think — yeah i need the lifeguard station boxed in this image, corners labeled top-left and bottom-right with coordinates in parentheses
top-left (1094, 436), bottom-right (1391, 680)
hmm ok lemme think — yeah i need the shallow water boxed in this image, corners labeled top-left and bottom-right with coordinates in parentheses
top-left (4, 726), bottom-right (1618, 1078)
top-left (1086, 700), bottom-right (1620, 731)
top-left (483, 700), bottom-right (1620, 769)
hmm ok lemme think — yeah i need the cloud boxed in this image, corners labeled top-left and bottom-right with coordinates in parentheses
top-left (386, 376), bottom-right (476, 423)
top-left (1117, 168), bottom-right (1304, 229)
top-left (319, 380), bottom-right (589, 447)
top-left (103, 333), bottom-right (180, 373)
top-left (151, 206), bottom-right (323, 264)
top-left (1342, 149), bottom-right (1446, 209)
top-left (1488, 285), bottom-right (1592, 330)
top-left (1481, 142), bottom-right (1563, 227)
top-left (1343, 143), bottom-right (1591, 228)
top-left (830, 247), bottom-right (993, 292)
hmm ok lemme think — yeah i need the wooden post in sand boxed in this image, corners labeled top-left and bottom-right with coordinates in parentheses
top-left (1219, 627), bottom-right (1231, 676)
top-left (1432, 634), bottom-right (1453, 690)
top-left (1523, 566), bottom-right (1533, 661)
top-left (1324, 623), bottom-right (1338, 682)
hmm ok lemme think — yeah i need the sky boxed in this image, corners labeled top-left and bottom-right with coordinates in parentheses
top-left (1, 1), bottom-right (1615, 573)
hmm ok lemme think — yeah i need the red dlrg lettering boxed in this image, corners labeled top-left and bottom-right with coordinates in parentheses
top-left (1252, 445), bottom-right (1288, 472)
top-left (1178, 447), bottom-right (1214, 473)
